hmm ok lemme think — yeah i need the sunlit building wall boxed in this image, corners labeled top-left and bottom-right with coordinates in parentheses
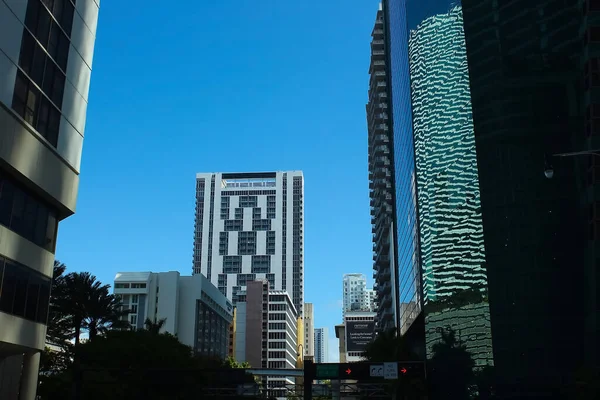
top-left (193, 171), bottom-right (305, 317)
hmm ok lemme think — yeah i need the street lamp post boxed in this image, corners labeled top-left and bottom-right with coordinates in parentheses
top-left (544, 149), bottom-right (600, 179)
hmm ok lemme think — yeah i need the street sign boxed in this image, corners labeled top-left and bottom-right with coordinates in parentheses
top-left (315, 364), bottom-right (339, 379)
top-left (369, 364), bottom-right (384, 377)
top-left (306, 361), bottom-right (426, 381)
top-left (383, 362), bottom-right (398, 380)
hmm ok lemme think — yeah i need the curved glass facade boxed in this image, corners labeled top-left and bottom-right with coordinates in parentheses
top-left (385, 0), bottom-right (591, 393)
top-left (386, 0), bottom-right (493, 366)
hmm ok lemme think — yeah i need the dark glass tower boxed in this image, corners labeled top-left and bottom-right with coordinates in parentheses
top-left (384, 0), bottom-right (594, 396)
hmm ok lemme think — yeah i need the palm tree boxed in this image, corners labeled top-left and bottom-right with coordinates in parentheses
top-left (86, 289), bottom-right (130, 341)
top-left (144, 317), bottom-right (167, 334)
top-left (47, 261), bottom-right (74, 348)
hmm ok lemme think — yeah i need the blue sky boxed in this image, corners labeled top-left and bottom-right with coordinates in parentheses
top-left (56, 0), bottom-right (379, 361)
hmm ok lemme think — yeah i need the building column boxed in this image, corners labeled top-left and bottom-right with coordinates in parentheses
top-left (19, 352), bottom-right (40, 400)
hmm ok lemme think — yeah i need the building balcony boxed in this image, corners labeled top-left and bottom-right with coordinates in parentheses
top-left (371, 39), bottom-right (384, 49)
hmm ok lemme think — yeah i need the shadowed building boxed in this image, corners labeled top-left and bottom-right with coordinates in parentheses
top-left (384, 0), bottom-right (594, 396)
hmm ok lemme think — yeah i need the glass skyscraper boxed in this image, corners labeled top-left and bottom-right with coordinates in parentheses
top-left (384, 0), bottom-right (594, 396)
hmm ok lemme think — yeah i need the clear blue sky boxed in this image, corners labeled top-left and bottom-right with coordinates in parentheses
top-left (56, 0), bottom-right (379, 361)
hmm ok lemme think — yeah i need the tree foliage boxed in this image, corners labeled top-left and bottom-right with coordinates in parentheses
top-left (47, 261), bottom-right (129, 348)
top-left (38, 325), bottom-right (257, 399)
top-left (39, 261), bottom-right (257, 400)
top-left (428, 329), bottom-right (475, 400)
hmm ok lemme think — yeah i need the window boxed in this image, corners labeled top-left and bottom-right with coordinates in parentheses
top-left (131, 283), bottom-right (146, 289)
top-left (252, 255), bottom-right (271, 273)
top-left (219, 232), bottom-right (228, 255)
top-left (223, 256), bottom-right (242, 274)
top-left (0, 170), bottom-right (58, 252)
top-left (130, 315), bottom-right (137, 326)
top-left (28, 0), bottom-right (75, 39)
top-left (266, 231), bottom-right (276, 255)
top-left (0, 257), bottom-right (51, 324)
top-left (131, 294), bottom-right (139, 304)
top-left (114, 283), bottom-right (130, 289)
top-left (238, 231), bottom-right (256, 255)
top-left (130, 305), bottom-right (138, 313)
top-left (252, 219), bottom-right (271, 231)
top-left (12, 71), bottom-right (61, 147)
top-left (236, 274), bottom-right (256, 286)
top-left (224, 220), bottom-right (243, 231)
top-left (239, 196), bottom-right (258, 208)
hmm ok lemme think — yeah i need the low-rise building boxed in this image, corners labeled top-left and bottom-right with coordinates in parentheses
top-left (113, 271), bottom-right (233, 359)
top-left (233, 280), bottom-right (298, 397)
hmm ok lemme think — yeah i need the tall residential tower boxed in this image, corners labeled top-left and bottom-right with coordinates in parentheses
top-left (366, 4), bottom-right (397, 333)
top-left (342, 274), bottom-right (376, 317)
top-left (0, 1), bottom-right (99, 399)
top-left (193, 172), bottom-right (305, 316)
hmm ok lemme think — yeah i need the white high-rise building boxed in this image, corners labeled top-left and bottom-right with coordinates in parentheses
top-left (314, 327), bottom-right (329, 363)
top-left (0, 1), bottom-right (100, 399)
top-left (342, 273), bottom-right (375, 317)
top-left (304, 302), bottom-right (314, 357)
top-left (193, 171), bottom-right (305, 316)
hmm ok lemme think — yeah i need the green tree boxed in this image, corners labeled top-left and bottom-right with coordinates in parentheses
top-left (143, 317), bottom-right (167, 334)
top-left (46, 261), bottom-right (74, 349)
top-left (224, 356), bottom-right (251, 369)
top-left (38, 329), bottom-right (258, 400)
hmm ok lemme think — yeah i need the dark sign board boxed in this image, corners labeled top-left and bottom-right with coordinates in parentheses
top-left (307, 361), bottom-right (426, 381)
top-left (345, 321), bottom-right (375, 352)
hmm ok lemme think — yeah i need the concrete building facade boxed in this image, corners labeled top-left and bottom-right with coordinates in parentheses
top-left (233, 280), bottom-right (298, 397)
top-left (303, 302), bottom-right (314, 358)
top-left (193, 171), bottom-right (305, 317)
top-left (113, 271), bottom-right (234, 359)
top-left (0, 1), bottom-right (100, 398)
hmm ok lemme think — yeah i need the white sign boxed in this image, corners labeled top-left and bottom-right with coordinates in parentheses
top-left (384, 362), bottom-right (398, 380)
top-left (369, 364), bottom-right (384, 377)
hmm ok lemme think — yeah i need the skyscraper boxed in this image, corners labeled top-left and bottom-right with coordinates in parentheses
top-left (384, 0), bottom-right (594, 395)
top-left (342, 274), bottom-right (376, 317)
top-left (367, 3), bottom-right (397, 333)
top-left (193, 171), bottom-right (305, 316)
top-left (314, 327), bottom-right (329, 364)
top-left (0, 1), bottom-right (99, 399)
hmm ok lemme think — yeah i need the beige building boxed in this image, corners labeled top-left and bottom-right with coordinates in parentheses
top-left (303, 302), bottom-right (314, 358)
top-left (0, 1), bottom-right (100, 399)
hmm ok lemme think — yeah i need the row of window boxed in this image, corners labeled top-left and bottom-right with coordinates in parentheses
top-left (19, 30), bottom-right (67, 107)
top-left (0, 256), bottom-right (51, 324)
top-left (236, 274), bottom-right (256, 286)
top-left (253, 219), bottom-right (271, 231)
top-left (0, 170), bottom-right (58, 252)
top-left (114, 282), bottom-right (146, 289)
top-left (13, 0), bottom-right (76, 148)
top-left (13, 71), bottom-right (61, 147)
top-left (239, 196), bottom-right (258, 208)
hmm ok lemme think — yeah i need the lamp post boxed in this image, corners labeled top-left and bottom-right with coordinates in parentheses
top-left (544, 149), bottom-right (600, 179)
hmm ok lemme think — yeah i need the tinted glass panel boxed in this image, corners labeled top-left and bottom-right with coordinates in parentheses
top-left (0, 259), bottom-right (51, 324)
top-left (0, 170), bottom-right (58, 252)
